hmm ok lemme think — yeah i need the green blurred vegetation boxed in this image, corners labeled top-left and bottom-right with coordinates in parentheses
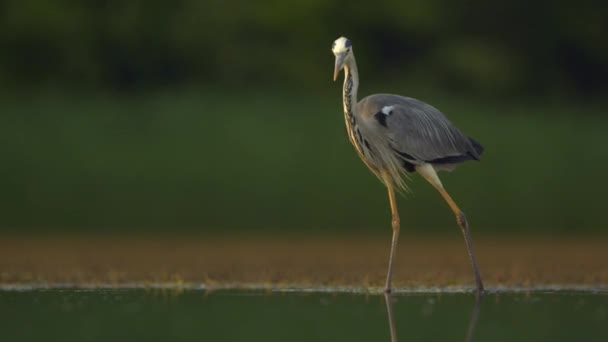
top-left (1, 1), bottom-right (607, 233)
top-left (1, 91), bottom-right (606, 233)
top-left (0, 0), bottom-right (606, 96)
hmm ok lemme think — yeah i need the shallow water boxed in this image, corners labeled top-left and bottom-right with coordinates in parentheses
top-left (1, 290), bottom-right (606, 341)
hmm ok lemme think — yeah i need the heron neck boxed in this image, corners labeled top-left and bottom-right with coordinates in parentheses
top-left (342, 57), bottom-right (359, 123)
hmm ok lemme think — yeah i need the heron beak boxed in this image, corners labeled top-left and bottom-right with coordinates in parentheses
top-left (333, 54), bottom-right (345, 81)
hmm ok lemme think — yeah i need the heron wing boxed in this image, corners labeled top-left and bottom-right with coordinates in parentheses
top-left (359, 94), bottom-right (481, 164)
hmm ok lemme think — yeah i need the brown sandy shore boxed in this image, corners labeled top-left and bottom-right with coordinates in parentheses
top-left (1, 234), bottom-right (607, 291)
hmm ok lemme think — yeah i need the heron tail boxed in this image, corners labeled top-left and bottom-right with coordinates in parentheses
top-left (468, 137), bottom-right (484, 159)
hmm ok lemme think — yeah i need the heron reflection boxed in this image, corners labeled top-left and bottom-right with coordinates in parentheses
top-left (383, 292), bottom-right (482, 342)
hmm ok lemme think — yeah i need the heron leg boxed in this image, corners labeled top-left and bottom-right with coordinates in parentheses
top-left (384, 181), bottom-right (400, 293)
top-left (416, 165), bottom-right (484, 293)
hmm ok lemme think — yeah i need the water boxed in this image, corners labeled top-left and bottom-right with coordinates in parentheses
top-left (0, 289), bottom-right (606, 341)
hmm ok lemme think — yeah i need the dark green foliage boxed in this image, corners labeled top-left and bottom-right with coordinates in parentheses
top-left (0, 1), bottom-right (607, 96)
top-left (1, 1), bottom-right (607, 232)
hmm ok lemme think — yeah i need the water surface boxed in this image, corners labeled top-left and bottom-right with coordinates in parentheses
top-left (0, 289), bottom-right (606, 341)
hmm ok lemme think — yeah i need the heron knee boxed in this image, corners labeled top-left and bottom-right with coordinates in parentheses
top-left (391, 217), bottom-right (400, 231)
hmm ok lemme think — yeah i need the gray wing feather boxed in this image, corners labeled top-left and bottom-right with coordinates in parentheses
top-left (358, 94), bottom-right (478, 163)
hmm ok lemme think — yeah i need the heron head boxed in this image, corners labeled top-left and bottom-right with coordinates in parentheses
top-left (332, 37), bottom-right (353, 81)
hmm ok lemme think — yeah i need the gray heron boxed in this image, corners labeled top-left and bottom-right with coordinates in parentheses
top-left (331, 36), bottom-right (484, 293)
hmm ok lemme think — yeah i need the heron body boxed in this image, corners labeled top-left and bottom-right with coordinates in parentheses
top-left (332, 36), bottom-right (484, 292)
